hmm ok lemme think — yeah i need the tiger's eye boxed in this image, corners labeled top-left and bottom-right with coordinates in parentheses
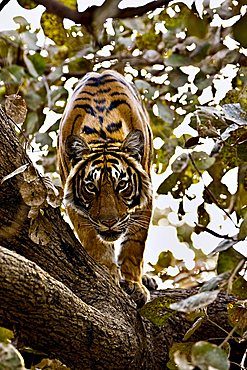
top-left (118, 179), bottom-right (128, 191)
top-left (85, 182), bottom-right (97, 192)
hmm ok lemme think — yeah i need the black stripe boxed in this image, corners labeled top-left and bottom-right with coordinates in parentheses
top-left (82, 125), bottom-right (98, 135)
top-left (99, 128), bottom-right (107, 140)
top-left (121, 239), bottom-right (144, 246)
top-left (94, 98), bottom-right (106, 104)
top-left (98, 88), bottom-right (111, 94)
top-left (107, 158), bottom-right (119, 165)
top-left (96, 105), bottom-right (106, 113)
top-left (79, 90), bottom-right (95, 97)
top-left (106, 121), bottom-right (122, 133)
top-left (74, 104), bottom-right (96, 117)
top-left (110, 91), bottom-right (128, 97)
top-left (91, 159), bottom-right (103, 166)
top-left (75, 97), bottom-right (91, 102)
top-left (108, 100), bottom-right (131, 112)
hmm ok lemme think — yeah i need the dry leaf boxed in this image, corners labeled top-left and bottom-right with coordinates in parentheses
top-left (29, 214), bottom-right (51, 245)
top-left (1, 163), bottom-right (29, 184)
top-left (20, 180), bottom-right (46, 207)
top-left (5, 94), bottom-right (27, 124)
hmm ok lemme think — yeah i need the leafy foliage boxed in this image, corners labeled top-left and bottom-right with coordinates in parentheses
top-left (0, 0), bottom-right (247, 368)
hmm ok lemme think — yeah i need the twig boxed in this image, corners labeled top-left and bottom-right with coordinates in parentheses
top-left (219, 324), bottom-right (238, 348)
top-left (189, 151), bottom-right (239, 229)
top-left (194, 224), bottom-right (236, 240)
top-left (227, 259), bottom-right (245, 295)
top-left (42, 76), bottom-right (52, 109)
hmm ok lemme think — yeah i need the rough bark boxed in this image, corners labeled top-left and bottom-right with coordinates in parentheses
top-left (0, 106), bottom-right (244, 369)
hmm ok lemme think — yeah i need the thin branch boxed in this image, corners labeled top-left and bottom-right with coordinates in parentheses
top-left (188, 151), bottom-right (239, 229)
top-left (194, 224), bottom-right (236, 240)
top-left (116, 0), bottom-right (168, 19)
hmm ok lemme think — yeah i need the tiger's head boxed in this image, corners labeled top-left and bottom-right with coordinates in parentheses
top-left (63, 130), bottom-right (152, 242)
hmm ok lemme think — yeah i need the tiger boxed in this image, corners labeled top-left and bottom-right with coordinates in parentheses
top-left (57, 70), bottom-right (153, 308)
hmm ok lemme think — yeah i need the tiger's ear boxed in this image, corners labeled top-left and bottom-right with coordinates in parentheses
top-left (121, 130), bottom-right (144, 161)
top-left (65, 135), bottom-right (90, 165)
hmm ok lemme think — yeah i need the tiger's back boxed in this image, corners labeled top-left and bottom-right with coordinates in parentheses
top-left (59, 70), bottom-right (152, 186)
top-left (58, 70), bottom-right (153, 308)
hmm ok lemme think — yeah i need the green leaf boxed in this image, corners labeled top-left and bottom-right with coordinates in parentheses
top-left (203, 181), bottom-right (231, 209)
top-left (157, 173), bottom-right (178, 195)
top-left (21, 31), bottom-right (39, 50)
top-left (47, 66), bottom-right (63, 83)
top-left (239, 214), bottom-right (247, 239)
top-left (0, 65), bottom-right (26, 85)
top-left (191, 151), bottom-right (215, 171)
top-left (233, 12), bottom-right (247, 48)
top-left (191, 341), bottom-right (230, 370)
top-left (186, 13), bottom-right (208, 39)
top-left (28, 54), bottom-right (46, 75)
top-left (183, 317), bottom-right (205, 341)
top-left (41, 12), bottom-right (67, 46)
top-left (196, 203), bottom-right (210, 230)
top-left (135, 80), bottom-right (155, 99)
top-left (171, 153), bottom-right (189, 173)
top-left (25, 111), bottom-right (39, 134)
top-left (156, 101), bottom-right (174, 124)
top-left (35, 132), bottom-right (52, 149)
top-left (168, 342), bottom-right (194, 370)
top-left (23, 53), bottom-right (38, 77)
top-left (16, 0), bottom-right (37, 9)
top-left (170, 291), bottom-right (220, 313)
top-left (0, 327), bottom-right (14, 343)
top-left (237, 140), bottom-right (247, 161)
top-left (217, 248), bottom-right (244, 274)
top-left (169, 69), bottom-right (188, 89)
top-left (165, 54), bottom-right (191, 67)
top-left (232, 276), bottom-right (247, 300)
top-left (24, 91), bottom-right (43, 111)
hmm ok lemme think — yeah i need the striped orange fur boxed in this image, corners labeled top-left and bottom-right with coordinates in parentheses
top-left (58, 70), bottom-right (153, 307)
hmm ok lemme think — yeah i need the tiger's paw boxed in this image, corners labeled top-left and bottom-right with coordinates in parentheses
top-left (142, 274), bottom-right (158, 291)
top-left (120, 279), bottom-right (150, 308)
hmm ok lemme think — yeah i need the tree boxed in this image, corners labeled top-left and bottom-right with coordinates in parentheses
top-left (0, 0), bottom-right (247, 369)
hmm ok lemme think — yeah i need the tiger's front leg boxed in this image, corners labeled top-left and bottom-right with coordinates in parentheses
top-left (118, 203), bottom-right (152, 308)
top-left (67, 207), bottom-right (120, 284)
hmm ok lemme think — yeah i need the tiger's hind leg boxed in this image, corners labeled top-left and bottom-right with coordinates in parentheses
top-left (117, 204), bottom-right (152, 308)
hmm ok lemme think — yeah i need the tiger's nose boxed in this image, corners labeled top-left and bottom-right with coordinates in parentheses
top-left (101, 218), bottom-right (117, 228)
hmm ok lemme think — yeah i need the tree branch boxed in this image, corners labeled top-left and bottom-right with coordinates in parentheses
top-left (33, 0), bottom-right (169, 28)
top-left (0, 246), bottom-right (147, 369)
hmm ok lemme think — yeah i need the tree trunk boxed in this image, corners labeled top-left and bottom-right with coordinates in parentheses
top-left (0, 106), bottom-right (243, 369)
